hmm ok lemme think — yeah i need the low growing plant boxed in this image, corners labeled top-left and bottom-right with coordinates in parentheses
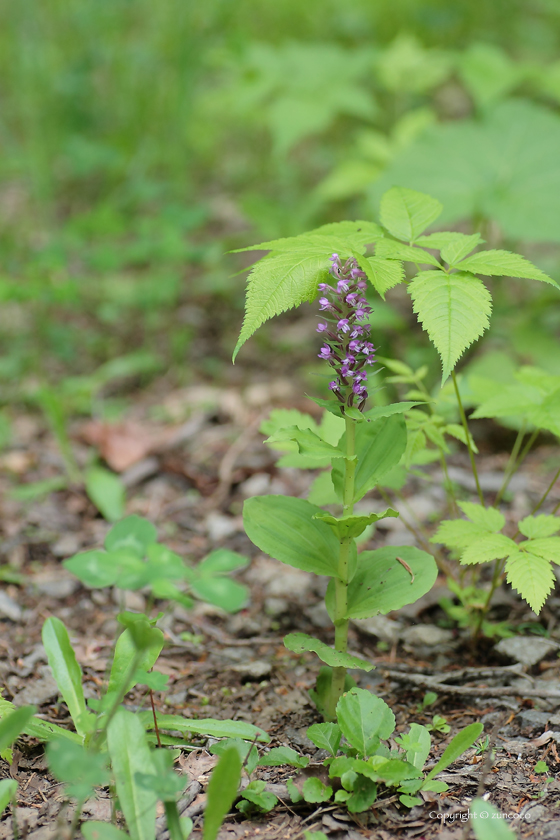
top-left (234, 186), bottom-right (559, 662)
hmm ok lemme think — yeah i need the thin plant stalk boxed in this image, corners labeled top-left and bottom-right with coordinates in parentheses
top-left (327, 416), bottom-right (356, 720)
top-left (451, 372), bottom-right (484, 505)
top-left (531, 465), bottom-right (560, 516)
top-left (494, 422), bottom-right (527, 506)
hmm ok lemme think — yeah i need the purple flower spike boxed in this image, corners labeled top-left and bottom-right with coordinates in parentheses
top-left (318, 254), bottom-right (375, 413)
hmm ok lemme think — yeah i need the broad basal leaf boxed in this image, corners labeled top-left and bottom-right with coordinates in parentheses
top-left (456, 249), bottom-right (556, 286)
top-left (408, 270), bottom-right (492, 381)
top-left (331, 546), bottom-right (438, 620)
top-left (233, 250), bottom-right (328, 360)
top-left (362, 256), bottom-right (405, 297)
top-left (337, 688), bottom-right (395, 755)
top-left (505, 550), bottom-right (556, 614)
top-left (379, 187), bottom-right (442, 243)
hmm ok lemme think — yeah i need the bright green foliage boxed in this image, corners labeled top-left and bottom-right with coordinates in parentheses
top-left (471, 367), bottom-right (560, 436)
top-left (408, 270), bottom-right (492, 382)
top-left (243, 495), bottom-right (341, 577)
top-left (82, 822), bottom-right (131, 840)
top-left (204, 749), bottom-right (242, 839)
top-left (302, 778), bottom-right (333, 803)
top-left (65, 515), bottom-right (248, 613)
top-left (0, 780), bottom-right (17, 818)
top-left (47, 739), bottom-right (110, 801)
top-left (433, 511), bottom-right (560, 613)
top-left (85, 466), bottom-right (126, 522)
top-left (307, 723), bottom-right (342, 756)
top-left (332, 546), bottom-right (438, 620)
top-left (375, 238), bottom-right (440, 266)
top-left (107, 709), bottom-right (158, 840)
top-left (370, 100), bottom-right (560, 243)
top-left (336, 688), bottom-right (395, 755)
top-left (237, 780), bottom-right (278, 814)
top-left (258, 746), bottom-right (309, 769)
top-left (379, 187), bottom-right (442, 243)
top-left (284, 632), bottom-right (374, 671)
top-left (361, 257), bottom-right (405, 296)
top-left (470, 798), bottom-right (516, 840)
top-left (454, 250), bottom-right (556, 285)
top-left (232, 221), bottom-right (385, 360)
top-left (42, 617), bottom-right (93, 739)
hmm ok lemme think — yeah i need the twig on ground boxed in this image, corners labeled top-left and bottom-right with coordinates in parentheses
top-left (385, 669), bottom-right (560, 699)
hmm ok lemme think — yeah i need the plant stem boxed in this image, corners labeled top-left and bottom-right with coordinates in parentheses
top-left (472, 558), bottom-right (506, 642)
top-left (451, 371), bottom-right (484, 505)
top-left (530, 464), bottom-right (560, 517)
top-left (494, 423), bottom-right (527, 506)
top-left (164, 801), bottom-right (187, 840)
top-left (327, 416), bottom-right (356, 720)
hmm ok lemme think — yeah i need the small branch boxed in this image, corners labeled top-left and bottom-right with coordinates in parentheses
top-left (385, 669), bottom-right (560, 699)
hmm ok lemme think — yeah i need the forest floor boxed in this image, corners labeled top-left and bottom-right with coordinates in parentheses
top-left (2, 373), bottom-right (560, 840)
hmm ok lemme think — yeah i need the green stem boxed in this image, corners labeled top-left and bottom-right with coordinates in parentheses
top-left (326, 416), bottom-right (356, 720)
top-left (494, 423), bottom-right (527, 506)
top-left (531, 464), bottom-right (560, 517)
top-left (164, 801), bottom-right (187, 840)
top-left (451, 371), bottom-right (484, 505)
top-left (512, 428), bottom-right (539, 475)
top-left (472, 558), bottom-right (506, 642)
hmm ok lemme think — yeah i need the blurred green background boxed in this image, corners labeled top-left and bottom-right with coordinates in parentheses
top-left (2, 0), bottom-right (560, 419)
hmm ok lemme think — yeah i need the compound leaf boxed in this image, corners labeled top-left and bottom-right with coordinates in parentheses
top-left (408, 270), bottom-right (492, 381)
top-left (379, 187), bottom-right (442, 242)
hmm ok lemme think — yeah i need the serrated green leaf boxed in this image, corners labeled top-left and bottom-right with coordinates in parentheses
top-left (416, 232), bottom-right (485, 251)
top-left (440, 234), bottom-right (483, 266)
top-left (408, 270), bottom-right (492, 381)
top-left (233, 251), bottom-right (329, 360)
top-left (312, 509), bottom-right (398, 540)
top-left (431, 519), bottom-right (488, 550)
top-left (243, 495), bottom-right (340, 577)
top-left (361, 256), bottom-right (405, 296)
top-left (505, 550), bottom-right (555, 614)
top-left (460, 534), bottom-right (517, 566)
top-left (519, 515), bottom-right (560, 539)
top-left (284, 633), bottom-right (373, 671)
top-left (522, 537), bottom-right (560, 564)
top-left (444, 423), bottom-right (479, 453)
top-left (457, 502), bottom-right (505, 532)
top-left (379, 187), bottom-right (442, 242)
top-left (398, 723), bottom-right (431, 770)
top-left (337, 688), bottom-right (395, 755)
top-left (456, 249), bottom-right (556, 286)
top-left (375, 238), bottom-right (440, 266)
top-left (346, 775), bottom-right (378, 812)
top-left (231, 221), bottom-right (383, 253)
